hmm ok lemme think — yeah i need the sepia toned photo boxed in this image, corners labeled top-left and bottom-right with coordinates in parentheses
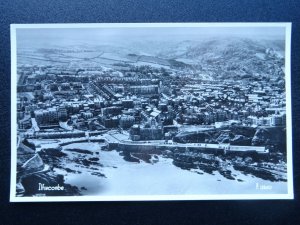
top-left (10, 23), bottom-right (293, 201)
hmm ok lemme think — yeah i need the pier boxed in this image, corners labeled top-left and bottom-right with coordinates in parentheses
top-left (109, 134), bottom-right (268, 154)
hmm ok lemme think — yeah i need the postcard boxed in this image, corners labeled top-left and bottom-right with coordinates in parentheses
top-left (10, 23), bottom-right (293, 201)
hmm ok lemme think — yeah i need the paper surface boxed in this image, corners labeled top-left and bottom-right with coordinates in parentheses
top-left (10, 23), bottom-right (293, 201)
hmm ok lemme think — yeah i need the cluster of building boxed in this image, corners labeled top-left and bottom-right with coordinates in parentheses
top-left (17, 62), bottom-right (287, 141)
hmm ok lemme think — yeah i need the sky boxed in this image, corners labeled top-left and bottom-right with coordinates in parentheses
top-left (16, 25), bottom-right (286, 49)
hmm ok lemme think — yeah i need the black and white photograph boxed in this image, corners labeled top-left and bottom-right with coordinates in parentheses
top-left (10, 23), bottom-right (293, 201)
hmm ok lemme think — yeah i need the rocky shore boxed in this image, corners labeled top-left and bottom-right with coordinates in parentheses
top-left (16, 127), bottom-right (287, 196)
top-left (170, 149), bottom-right (286, 182)
top-left (16, 140), bottom-right (81, 196)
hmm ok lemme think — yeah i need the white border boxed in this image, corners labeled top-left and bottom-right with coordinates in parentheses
top-left (10, 23), bottom-right (294, 202)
